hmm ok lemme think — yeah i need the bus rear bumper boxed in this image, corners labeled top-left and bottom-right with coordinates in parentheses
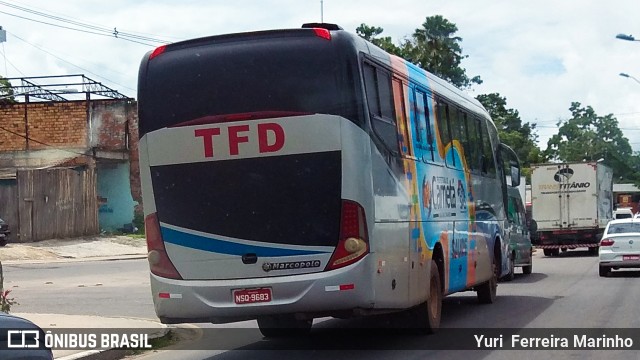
top-left (150, 259), bottom-right (375, 324)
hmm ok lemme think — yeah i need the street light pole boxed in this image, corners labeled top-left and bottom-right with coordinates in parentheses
top-left (616, 33), bottom-right (640, 42)
top-left (620, 72), bottom-right (640, 85)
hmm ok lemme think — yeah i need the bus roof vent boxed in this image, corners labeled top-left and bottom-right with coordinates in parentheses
top-left (301, 23), bottom-right (343, 31)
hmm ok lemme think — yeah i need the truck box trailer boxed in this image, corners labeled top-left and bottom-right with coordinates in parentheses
top-left (530, 161), bottom-right (613, 256)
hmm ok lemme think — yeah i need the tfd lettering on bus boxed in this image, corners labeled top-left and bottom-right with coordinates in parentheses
top-left (194, 123), bottom-right (285, 158)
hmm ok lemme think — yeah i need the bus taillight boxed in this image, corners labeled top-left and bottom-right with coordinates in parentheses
top-left (145, 212), bottom-right (182, 280)
top-left (313, 28), bottom-right (331, 40)
top-left (149, 45), bottom-right (167, 60)
top-left (326, 200), bottom-right (369, 271)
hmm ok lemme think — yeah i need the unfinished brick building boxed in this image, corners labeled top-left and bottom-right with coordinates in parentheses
top-left (0, 75), bottom-right (141, 241)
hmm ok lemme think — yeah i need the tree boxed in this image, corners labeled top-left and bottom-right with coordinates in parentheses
top-left (356, 15), bottom-right (482, 89)
top-left (476, 93), bottom-right (543, 169)
top-left (545, 102), bottom-right (639, 183)
top-left (403, 15), bottom-right (482, 88)
top-left (355, 24), bottom-right (402, 56)
top-left (0, 76), bottom-right (16, 105)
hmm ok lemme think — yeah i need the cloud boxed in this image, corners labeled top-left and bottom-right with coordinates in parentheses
top-left (2, 0), bottom-right (640, 151)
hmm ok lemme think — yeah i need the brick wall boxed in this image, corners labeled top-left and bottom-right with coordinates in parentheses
top-left (0, 99), bottom-right (142, 215)
top-left (0, 101), bottom-right (87, 150)
top-left (125, 101), bottom-right (142, 216)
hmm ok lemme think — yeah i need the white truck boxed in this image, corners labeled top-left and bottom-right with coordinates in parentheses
top-left (531, 161), bottom-right (613, 256)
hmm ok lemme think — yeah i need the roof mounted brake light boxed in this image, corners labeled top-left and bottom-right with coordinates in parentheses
top-left (149, 45), bottom-right (167, 60)
top-left (302, 23), bottom-right (343, 30)
top-left (313, 28), bottom-right (331, 40)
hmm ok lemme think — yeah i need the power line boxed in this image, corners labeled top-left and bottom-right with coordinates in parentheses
top-left (8, 31), bottom-right (134, 92)
top-left (3, 29), bottom-right (135, 91)
top-left (8, 0), bottom-right (182, 41)
top-left (0, 45), bottom-right (26, 77)
top-left (0, 9), bottom-right (158, 47)
top-left (0, 1), bottom-right (171, 45)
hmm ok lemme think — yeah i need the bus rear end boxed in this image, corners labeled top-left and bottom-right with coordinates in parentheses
top-left (137, 27), bottom-right (374, 327)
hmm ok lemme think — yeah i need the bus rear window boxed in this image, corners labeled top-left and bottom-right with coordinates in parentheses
top-left (138, 35), bottom-right (361, 136)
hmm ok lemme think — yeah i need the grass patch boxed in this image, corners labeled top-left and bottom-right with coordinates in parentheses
top-left (124, 330), bottom-right (179, 355)
top-left (109, 236), bottom-right (146, 247)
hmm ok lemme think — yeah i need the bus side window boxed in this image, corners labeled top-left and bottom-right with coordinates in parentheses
top-left (363, 63), bottom-right (399, 155)
top-left (516, 197), bottom-right (525, 231)
top-left (414, 89), bottom-right (434, 162)
top-left (466, 116), bottom-right (480, 173)
top-left (458, 110), bottom-right (473, 171)
top-left (435, 98), bottom-right (454, 167)
top-left (479, 118), bottom-right (496, 177)
top-left (507, 196), bottom-right (517, 223)
top-left (392, 78), bottom-right (412, 158)
top-left (448, 106), bottom-right (462, 169)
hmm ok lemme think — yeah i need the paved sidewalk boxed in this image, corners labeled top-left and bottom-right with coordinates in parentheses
top-left (15, 313), bottom-right (168, 360)
top-left (0, 235), bottom-right (148, 264)
top-left (0, 235), bottom-right (167, 360)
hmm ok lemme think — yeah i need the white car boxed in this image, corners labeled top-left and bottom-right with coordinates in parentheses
top-left (613, 207), bottom-right (634, 220)
top-left (599, 219), bottom-right (640, 277)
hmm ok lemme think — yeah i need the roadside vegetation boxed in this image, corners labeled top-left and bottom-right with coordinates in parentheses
top-left (357, 16), bottom-right (640, 184)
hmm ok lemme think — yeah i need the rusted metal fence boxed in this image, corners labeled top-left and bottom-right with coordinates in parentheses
top-left (0, 167), bottom-right (98, 242)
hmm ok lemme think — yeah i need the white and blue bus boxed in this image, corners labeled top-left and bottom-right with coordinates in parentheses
top-left (137, 23), bottom-right (521, 336)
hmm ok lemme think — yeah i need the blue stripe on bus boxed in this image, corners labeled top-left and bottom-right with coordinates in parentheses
top-left (160, 226), bottom-right (331, 257)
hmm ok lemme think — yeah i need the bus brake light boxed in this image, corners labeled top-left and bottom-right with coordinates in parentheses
top-left (313, 28), bottom-right (331, 40)
top-left (145, 212), bottom-right (182, 279)
top-left (326, 200), bottom-right (369, 271)
top-left (149, 45), bottom-right (167, 60)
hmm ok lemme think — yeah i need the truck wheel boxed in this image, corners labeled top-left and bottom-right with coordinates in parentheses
top-left (477, 256), bottom-right (497, 304)
top-left (257, 315), bottom-right (312, 338)
top-left (413, 261), bottom-right (442, 333)
top-left (543, 249), bottom-right (553, 257)
top-left (0, 238), bottom-right (6, 247)
top-left (522, 262), bottom-right (532, 275)
top-left (551, 248), bottom-right (560, 256)
top-left (588, 247), bottom-right (598, 256)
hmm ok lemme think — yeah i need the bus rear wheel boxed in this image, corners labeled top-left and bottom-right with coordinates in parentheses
top-left (477, 256), bottom-right (497, 304)
top-left (413, 261), bottom-right (442, 333)
top-left (257, 315), bottom-right (312, 338)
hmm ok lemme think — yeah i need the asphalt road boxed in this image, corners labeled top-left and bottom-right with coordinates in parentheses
top-left (134, 250), bottom-right (640, 360)
top-left (5, 251), bottom-right (640, 359)
top-left (3, 258), bottom-right (157, 319)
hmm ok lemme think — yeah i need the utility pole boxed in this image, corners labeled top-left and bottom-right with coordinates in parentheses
top-left (0, 26), bottom-right (6, 76)
top-left (320, 1), bottom-right (324, 23)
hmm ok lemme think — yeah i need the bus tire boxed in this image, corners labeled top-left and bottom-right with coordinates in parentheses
top-left (414, 261), bottom-right (442, 333)
top-left (502, 252), bottom-right (515, 282)
top-left (257, 315), bottom-right (312, 338)
top-left (477, 252), bottom-right (498, 304)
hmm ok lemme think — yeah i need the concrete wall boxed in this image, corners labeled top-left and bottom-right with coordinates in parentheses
top-left (97, 162), bottom-right (136, 232)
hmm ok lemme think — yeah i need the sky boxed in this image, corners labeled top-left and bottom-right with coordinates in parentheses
top-left (1, 0), bottom-right (640, 151)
